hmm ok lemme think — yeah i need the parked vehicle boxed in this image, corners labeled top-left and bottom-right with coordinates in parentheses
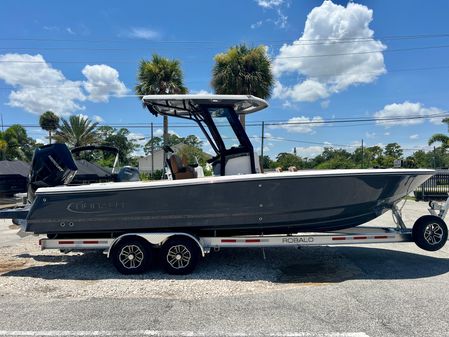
top-left (0, 95), bottom-right (446, 274)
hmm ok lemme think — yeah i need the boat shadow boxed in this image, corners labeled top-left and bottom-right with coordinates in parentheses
top-left (2, 245), bottom-right (449, 283)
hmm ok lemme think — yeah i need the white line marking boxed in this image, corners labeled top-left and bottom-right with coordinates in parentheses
top-left (0, 331), bottom-right (370, 337)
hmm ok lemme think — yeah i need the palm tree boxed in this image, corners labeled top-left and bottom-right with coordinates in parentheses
top-left (429, 117), bottom-right (449, 150)
top-left (135, 54), bottom-right (187, 146)
top-left (54, 115), bottom-right (98, 148)
top-left (211, 44), bottom-right (274, 128)
top-left (39, 110), bottom-right (60, 144)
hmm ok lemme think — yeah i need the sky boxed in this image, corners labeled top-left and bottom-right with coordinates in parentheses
top-left (0, 0), bottom-right (449, 159)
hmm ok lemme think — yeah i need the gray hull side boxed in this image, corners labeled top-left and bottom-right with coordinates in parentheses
top-left (26, 173), bottom-right (430, 235)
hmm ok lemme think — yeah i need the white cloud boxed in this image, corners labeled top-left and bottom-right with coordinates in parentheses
top-left (275, 79), bottom-right (329, 102)
top-left (66, 27), bottom-right (75, 35)
top-left (154, 128), bottom-right (163, 137)
top-left (93, 115), bottom-right (104, 123)
top-left (384, 132), bottom-right (390, 136)
top-left (273, 1), bottom-right (386, 102)
top-left (0, 53), bottom-right (85, 115)
top-left (153, 128), bottom-right (180, 138)
top-left (123, 27), bottom-right (160, 40)
top-left (273, 9), bottom-right (287, 28)
top-left (82, 64), bottom-right (128, 102)
top-left (269, 116), bottom-right (324, 134)
top-left (410, 134), bottom-right (419, 140)
top-left (374, 101), bottom-right (445, 127)
top-left (256, 0), bottom-right (283, 8)
top-left (0, 54), bottom-right (129, 116)
top-left (295, 146), bottom-right (324, 158)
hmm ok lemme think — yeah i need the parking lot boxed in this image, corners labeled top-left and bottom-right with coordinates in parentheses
top-left (0, 201), bottom-right (448, 337)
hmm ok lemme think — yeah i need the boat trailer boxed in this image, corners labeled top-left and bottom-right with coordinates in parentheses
top-left (36, 199), bottom-right (449, 275)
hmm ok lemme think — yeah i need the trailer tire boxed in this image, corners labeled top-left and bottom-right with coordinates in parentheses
top-left (111, 237), bottom-right (152, 275)
top-left (412, 215), bottom-right (448, 251)
top-left (160, 236), bottom-right (200, 275)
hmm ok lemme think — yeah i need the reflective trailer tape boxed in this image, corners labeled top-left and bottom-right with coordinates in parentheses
top-left (353, 236), bottom-right (367, 240)
top-left (245, 239), bottom-right (261, 243)
top-left (58, 240), bottom-right (74, 244)
top-left (332, 237), bottom-right (346, 241)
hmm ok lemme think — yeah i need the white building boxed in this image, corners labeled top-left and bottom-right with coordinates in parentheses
top-left (138, 144), bottom-right (184, 173)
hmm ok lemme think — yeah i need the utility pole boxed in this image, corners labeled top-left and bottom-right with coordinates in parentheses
top-left (151, 122), bottom-right (154, 177)
top-left (260, 121), bottom-right (265, 173)
top-left (1, 113), bottom-right (3, 131)
top-left (433, 146), bottom-right (436, 169)
top-left (361, 139), bottom-right (364, 169)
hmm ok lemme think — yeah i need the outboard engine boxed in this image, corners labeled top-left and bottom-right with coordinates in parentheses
top-left (116, 166), bottom-right (140, 182)
top-left (28, 144), bottom-right (78, 202)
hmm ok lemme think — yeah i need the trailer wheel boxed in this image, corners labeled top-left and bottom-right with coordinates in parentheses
top-left (160, 236), bottom-right (200, 275)
top-left (412, 215), bottom-right (448, 251)
top-left (111, 237), bottom-right (152, 275)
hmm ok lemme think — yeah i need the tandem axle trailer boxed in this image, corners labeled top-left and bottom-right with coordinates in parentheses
top-left (35, 201), bottom-right (449, 275)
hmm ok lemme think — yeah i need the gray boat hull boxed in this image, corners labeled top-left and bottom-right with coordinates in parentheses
top-left (21, 169), bottom-right (433, 236)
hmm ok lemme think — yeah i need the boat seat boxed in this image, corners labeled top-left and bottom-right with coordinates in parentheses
top-left (167, 154), bottom-right (197, 180)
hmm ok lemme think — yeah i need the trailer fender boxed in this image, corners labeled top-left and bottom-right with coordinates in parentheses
top-left (107, 233), bottom-right (205, 258)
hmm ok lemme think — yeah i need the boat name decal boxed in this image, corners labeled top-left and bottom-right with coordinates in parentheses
top-left (282, 237), bottom-right (314, 244)
top-left (67, 201), bottom-right (126, 214)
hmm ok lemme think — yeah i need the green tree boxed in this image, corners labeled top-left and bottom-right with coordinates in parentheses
top-left (54, 115), bottom-right (98, 148)
top-left (39, 111), bottom-right (59, 144)
top-left (97, 126), bottom-right (140, 165)
top-left (0, 124), bottom-right (37, 161)
top-left (135, 54), bottom-right (187, 146)
top-left (429, 117), bottom-right (449, 151)
top-left (275, 153), bottom-right (302, 170)
top-left (211, 44), bottom-right (274, 128)
top-left (259, 155), bottom-right (274, 169)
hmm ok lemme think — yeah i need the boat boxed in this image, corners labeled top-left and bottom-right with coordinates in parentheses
top-left (0, 160), bottom-right (29, 205)
top-left (0, 95), bottom-right (434, 237)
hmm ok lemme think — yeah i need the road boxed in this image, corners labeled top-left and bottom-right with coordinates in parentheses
top-left (0, 201), bottom-right (448, 337)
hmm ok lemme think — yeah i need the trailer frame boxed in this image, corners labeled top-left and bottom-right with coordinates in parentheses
top-left (35, 198), bottom-right (449, 275)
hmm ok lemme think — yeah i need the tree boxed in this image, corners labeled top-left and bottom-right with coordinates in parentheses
top-left (39, 111), bottom-right (59, 144)
top-left (259, 155), bottom-right (274, 169)
top-left (135, 54), bottom-right (187, 146)
top-left (275, 153), bottom-right (302, 170)
top-left (384, 143), bottom-right (403, 158)
top-left (429, 117), bottom-right (449, 151)
top-left (54, 115), bottom-right (98, 148)
top-left (211, 44), bottom-right (274, 128)
top-left (0, 124), bottom-right (37, 161)
top-left (97, 126), bottom-right (140, 165)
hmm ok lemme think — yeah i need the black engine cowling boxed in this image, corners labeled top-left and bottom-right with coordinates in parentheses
top-left (28, 144), bottom-right (77, 201)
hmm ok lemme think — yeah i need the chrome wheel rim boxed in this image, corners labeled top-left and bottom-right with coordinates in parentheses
top-left (424, 223), bottom-right (444, 245)
top-left (119, 244), bottom-right (144, 269)
top-left (167, 245), bottom-right (191, 269)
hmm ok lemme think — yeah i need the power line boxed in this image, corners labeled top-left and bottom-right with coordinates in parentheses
top-left (1, 32), bottom-right (449, 44)
top-left (1, 43), bottom-right (449, 65)
top-left (6, 112), bottom-right (448, 130)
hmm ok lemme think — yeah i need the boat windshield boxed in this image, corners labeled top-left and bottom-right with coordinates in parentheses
top-left (208, 107), bottom-right (242, 150)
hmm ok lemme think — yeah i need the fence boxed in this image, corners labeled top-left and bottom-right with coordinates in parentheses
top-left (415, 170), bottom-right (449, 201)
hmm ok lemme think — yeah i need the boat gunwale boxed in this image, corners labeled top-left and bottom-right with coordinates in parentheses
top-left (36, 168), bottom-right (435, 195)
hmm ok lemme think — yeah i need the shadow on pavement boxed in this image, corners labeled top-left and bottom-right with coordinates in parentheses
top-left (2, 245), bottom-right (449, 284)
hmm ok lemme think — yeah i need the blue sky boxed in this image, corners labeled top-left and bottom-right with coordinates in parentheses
top-left (1, 0), bottom-right (449, 158)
